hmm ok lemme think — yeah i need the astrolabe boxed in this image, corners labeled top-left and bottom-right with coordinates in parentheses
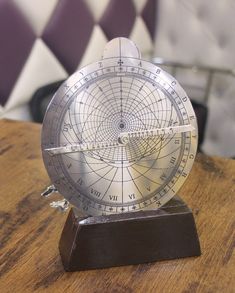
top-left (41, 37), bottom-right (198, 216)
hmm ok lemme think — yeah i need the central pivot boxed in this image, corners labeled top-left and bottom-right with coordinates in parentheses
top-left (119, 122), bottom-right (125, 129)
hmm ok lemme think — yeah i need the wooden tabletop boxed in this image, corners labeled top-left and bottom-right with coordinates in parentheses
top-left (0, 119), bottom-right (234, 293)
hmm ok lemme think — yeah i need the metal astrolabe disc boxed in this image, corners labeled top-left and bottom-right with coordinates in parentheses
top-left (41, 37), bottom-right (198, 216)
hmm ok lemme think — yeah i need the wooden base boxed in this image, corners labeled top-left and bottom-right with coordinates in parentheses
top-left (59, 196), bottom-right (201, 271)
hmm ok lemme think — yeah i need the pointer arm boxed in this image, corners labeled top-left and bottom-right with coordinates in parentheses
top-left (45, 140), bottom-right (123, 156)
top-left (45, 124), bottom-right (195, 156)
top-left (119, 124), bottom-right (195, 144)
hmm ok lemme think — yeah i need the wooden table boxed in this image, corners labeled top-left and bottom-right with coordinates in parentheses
top-left (0, 119), bottom-right (234, 293)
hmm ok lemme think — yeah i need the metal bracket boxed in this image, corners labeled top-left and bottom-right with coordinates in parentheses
top-left (50, 199), bottom-right (70, 212)
top-left (41, 184), bottom-right (58, 197)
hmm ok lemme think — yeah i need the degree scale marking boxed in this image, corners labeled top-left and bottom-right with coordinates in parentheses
top-left (45, 125), bottom-right (194, 155)
top-left (59, 66), bottom-right (188, 205)
top-left (42, 39), bottom-right (198, 216)
top-left (46, 67), bottom-right (193, 210)
top-left (47, 68), bottom-right (191, 208)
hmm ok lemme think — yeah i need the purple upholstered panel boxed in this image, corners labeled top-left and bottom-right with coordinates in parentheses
top-left (42, 0), bottom-right (94, 74)
top-left (99, 0), bottom-right (136, 40)
top-left (142, 0), bottom-right (157, 39)
top-left (0, 0), bottom-right (35, 106)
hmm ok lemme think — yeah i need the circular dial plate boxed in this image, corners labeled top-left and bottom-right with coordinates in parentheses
top-left (42, 57), bottom-right (198, 216)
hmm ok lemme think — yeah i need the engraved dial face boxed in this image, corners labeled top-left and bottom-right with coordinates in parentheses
top-left (41, 40), bottom-right (198, 216)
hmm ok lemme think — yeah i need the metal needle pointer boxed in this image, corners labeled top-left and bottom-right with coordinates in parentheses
top-left (45, 124), bottom-right (195, 156)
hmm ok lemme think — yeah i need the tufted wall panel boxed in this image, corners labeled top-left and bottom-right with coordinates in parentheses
top-left (154, 0), bottom-right (235, 157)
top-left (0, 0), bottom-right (156, 120)
top-left (1, 0), bottom-right (234, 157)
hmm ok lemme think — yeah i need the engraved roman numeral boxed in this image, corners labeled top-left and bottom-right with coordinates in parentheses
top-left (91, 188), bottom-right (101, 197)
top-left (109, 195), bottom-right (118, 201)
top-left (170, 156), bottom-right (176, 164)
top-left (160, 173), bottom-right (167, 181)
top-left (128, 193), bottom-right (135, 200)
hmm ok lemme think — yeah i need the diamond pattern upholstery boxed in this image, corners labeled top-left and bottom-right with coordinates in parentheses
top-left (99, 0), bottom-right (136, 39)
top-left (0, 0), bottom-right (156, 119)
top-left (0, 0), bottom-right (35, 106)
top-left (2, 0), bottom-right (230, 157)
top-left (42, 0), bottom-right (94, 73)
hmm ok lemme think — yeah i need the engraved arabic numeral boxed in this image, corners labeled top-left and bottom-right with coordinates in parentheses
top-left (63, 123), bottom-right (72, 132)
top-left (91, 188), bottom-right (101, 197)
top-left (67, 163), bottom-right (72, 169)
top-left (182, 172), bottom-right (187, 177)
top-left (169, 119), bottom-right (173, 126)
top-left (156, 69), bottom-right (161, 74)
top-left (77, 178), bottom-right (83, 186)
top-left (182, 96), bottom-right (187, 102)
top-left (146, 186), bottom-right (151, 191)
top-left (174, 139), bottom-right (180, 144)
top-left (156, 201), bottom-right (161, 207)
top-left (128, 193), bottom-right (135, 200)
top-left (109, 195), bottom-right (118, 201)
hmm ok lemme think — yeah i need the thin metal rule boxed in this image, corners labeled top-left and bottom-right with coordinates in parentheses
top-left (41, 37), bottom-right (198, 216)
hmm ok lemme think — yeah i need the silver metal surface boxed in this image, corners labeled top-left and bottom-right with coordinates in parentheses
top-left (41, 184), bottom-right (58, 197)
top-left (41, 38), bottom-right (198, 216)
top-left (45, 125), bottom-right (194, 155)
top-left (50, 199), bottom-right (70, 212)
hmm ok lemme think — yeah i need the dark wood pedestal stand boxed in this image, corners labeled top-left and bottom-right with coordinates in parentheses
top-left (59, 196), bottom-right (201, 271)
